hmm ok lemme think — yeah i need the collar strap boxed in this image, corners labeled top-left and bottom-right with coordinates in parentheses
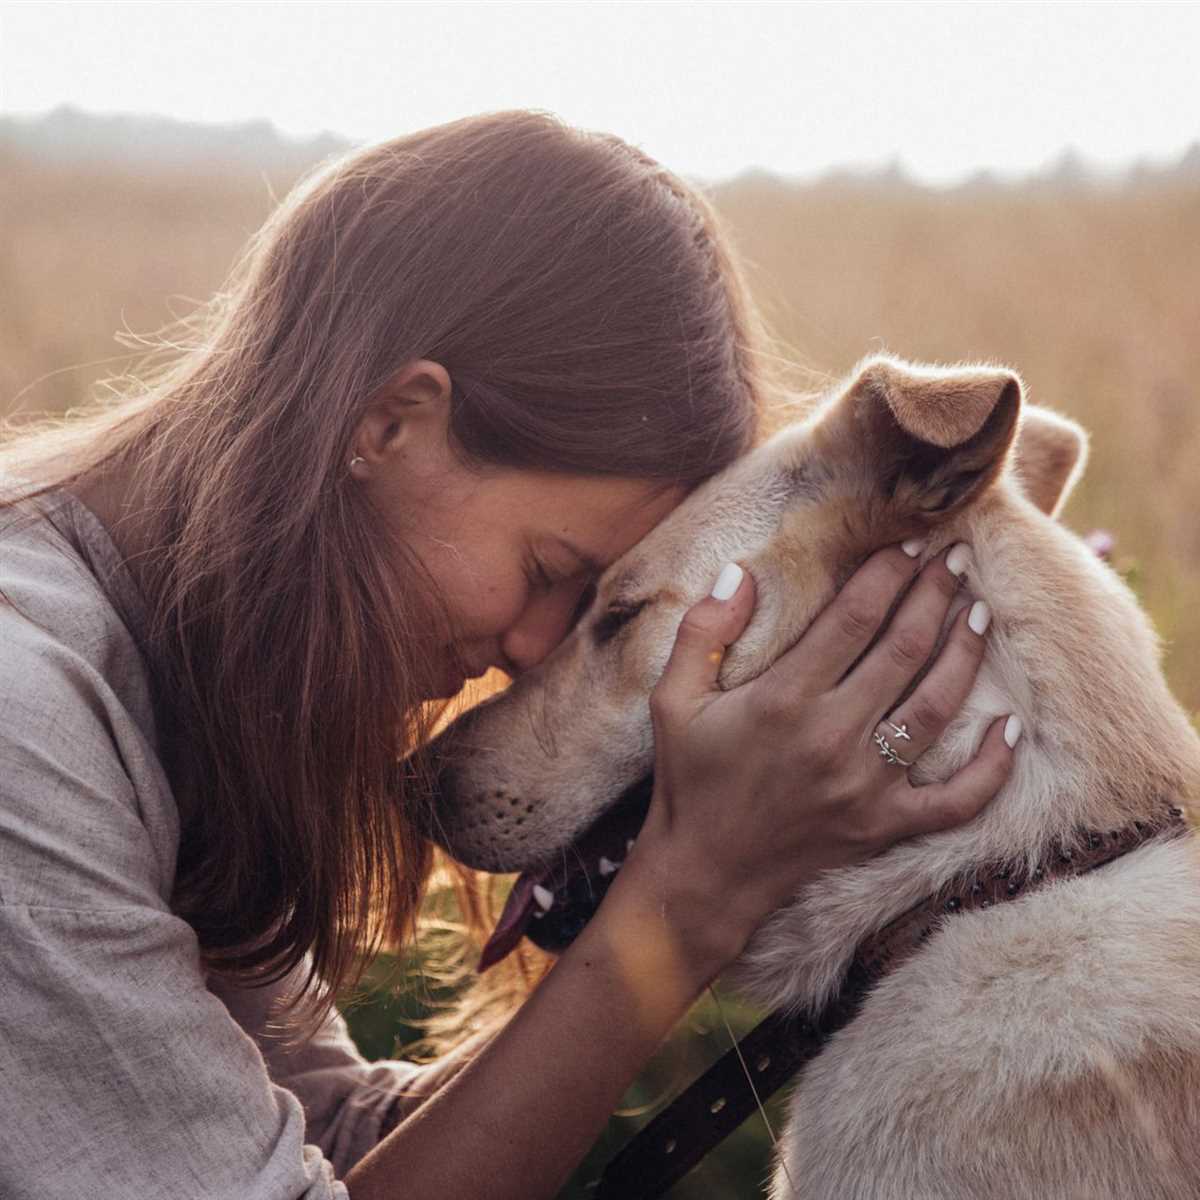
top-left (595, 804), bottom-right (1189, 1200)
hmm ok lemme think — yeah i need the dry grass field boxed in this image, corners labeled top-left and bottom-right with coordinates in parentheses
top-left (4, 122), bottom-right (1199, 1196)
top-left (723, 170), bottom-right (1200, 719)
top-left (4, 138), bottom-right (1197, 716)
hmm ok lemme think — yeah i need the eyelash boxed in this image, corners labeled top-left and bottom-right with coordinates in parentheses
top-left (527, 558), bottom-right (598, 627)
top-left (527, 556), bottom-right (557, 591)
top-left (571, 581), bottom-right (598, 626)
top-left (592, 599), bottom-right (648, 645)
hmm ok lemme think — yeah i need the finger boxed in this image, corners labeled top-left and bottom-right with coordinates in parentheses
top-left (870, 600), bottom-right (991, 765)
top-left (881, 715), bottom-right (1019, 842)
top-left (771, 544), bottom-right (923, 695)
top-left (838, 542), bottom-right (970, 713)
top-left (651, 563), bottom-right (756, 711)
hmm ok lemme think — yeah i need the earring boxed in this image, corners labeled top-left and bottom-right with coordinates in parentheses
top-left (349, 455), bottom-right (366, 471)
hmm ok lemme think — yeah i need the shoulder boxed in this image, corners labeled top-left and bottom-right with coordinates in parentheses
top-left (0, 490), bottom-right (178, 909)
top-left (1, 488), bottom-right (141, 665)
top-left (0, 485), bottom-right (156, 732)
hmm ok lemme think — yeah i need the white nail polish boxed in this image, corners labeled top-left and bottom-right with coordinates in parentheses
top-left (946, 543), bottom-right (972, 577)
top-left (901, 538), bottom-right (927, 558)
top-left (968, 600), bottom-right (992, 636)
top-left (710, 562), bottom-right (743, 601)
top-left (1004, 715), bottom-right (1023, 748)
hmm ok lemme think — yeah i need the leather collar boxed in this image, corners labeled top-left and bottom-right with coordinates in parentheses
top-left (594, 803), bottom-right (1190, 1200)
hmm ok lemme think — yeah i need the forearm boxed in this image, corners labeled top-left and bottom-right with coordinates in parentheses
top-left (343, 853), bottom-right (736, 1200)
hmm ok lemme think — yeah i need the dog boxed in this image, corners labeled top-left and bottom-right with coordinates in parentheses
top-left (429, 356), bottom-right (1200, 1199)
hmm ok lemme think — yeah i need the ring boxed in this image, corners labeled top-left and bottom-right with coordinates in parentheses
top-left (873, 720), bottom-right (913, 767)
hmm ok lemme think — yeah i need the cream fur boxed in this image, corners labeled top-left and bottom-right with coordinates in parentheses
top-left (432, 356), bottom-right (1200, 1197)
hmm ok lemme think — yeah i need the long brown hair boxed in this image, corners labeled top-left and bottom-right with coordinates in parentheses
top-left (1, 110), bottom-right (780, 1031)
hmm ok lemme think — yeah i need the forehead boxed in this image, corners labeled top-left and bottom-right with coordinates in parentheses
top-left (510, 472), bottom-right (687, 563)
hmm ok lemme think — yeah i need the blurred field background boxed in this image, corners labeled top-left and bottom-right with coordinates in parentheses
top-left (4, 110), bottom-right (1199, 1196)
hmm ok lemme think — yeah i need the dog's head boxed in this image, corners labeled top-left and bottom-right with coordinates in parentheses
top-left (426, 356), bottom-right (1088, 963)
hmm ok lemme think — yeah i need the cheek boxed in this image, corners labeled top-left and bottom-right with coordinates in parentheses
top-left (437, 566), bottom-right (528, 639)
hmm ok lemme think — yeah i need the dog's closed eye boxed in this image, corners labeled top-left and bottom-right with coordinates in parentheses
top-left (593, 599), bottom-right (649, 646)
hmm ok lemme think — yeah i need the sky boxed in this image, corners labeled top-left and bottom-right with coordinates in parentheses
top-left (2, 1), bottom-right (1199, 185)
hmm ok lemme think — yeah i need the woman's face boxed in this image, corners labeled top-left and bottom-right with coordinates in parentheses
top-left (404, 467), bottom-right (682, 698)
top-left (356, 363), bottom-right (685, 699)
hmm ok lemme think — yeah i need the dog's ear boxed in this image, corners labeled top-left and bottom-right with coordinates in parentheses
top-left (846, 356), bottom-right (1022, 519)
top-left (1012, 406), bottom-right (1088, 517)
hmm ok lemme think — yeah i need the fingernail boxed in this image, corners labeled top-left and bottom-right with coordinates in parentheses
top-left (946, 543), bottom-right (972, 577)
top-left (1004, 715), bottom-right (1023, 748)
top-left (710, 562), bottom-right (744, 601)
top-left (968, 600), bottom-right (992, 636)
top-left (901, 538), bottom-right (927, 558)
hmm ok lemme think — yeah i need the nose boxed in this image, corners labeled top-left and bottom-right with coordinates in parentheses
top-left (501, 585), bottom-right (587, 675)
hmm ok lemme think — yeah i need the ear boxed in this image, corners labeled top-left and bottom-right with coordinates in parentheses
top-left (847, 356), bottom-right (1023, 518)
top-left (352, 359), bottom-right (453, 470)
top-left (1011, 405), bottom-right (1089, 517)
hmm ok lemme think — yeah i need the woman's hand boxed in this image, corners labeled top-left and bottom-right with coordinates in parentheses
top-left (628, 542), bottom-right (1017, 973)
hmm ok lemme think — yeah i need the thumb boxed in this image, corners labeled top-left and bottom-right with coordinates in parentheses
top-left (654, 563), bottom-right (756, 709)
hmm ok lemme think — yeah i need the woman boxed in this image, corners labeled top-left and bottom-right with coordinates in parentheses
top-left (0, 111), bottom-right (1015, 1199)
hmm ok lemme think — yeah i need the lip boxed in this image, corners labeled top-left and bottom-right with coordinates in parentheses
top-left (426, 656), bottom-right (483, 700)
top-left (450, 646), bottom-right (500, 679)
top-left (441, 655), bottom-right (489, 688)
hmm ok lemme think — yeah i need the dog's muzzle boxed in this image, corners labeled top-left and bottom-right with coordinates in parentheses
top-left (476, 776), bottom-right (656, 970)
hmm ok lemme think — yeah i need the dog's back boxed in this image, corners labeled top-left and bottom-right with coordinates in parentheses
top-left (775, 833), bottom-right (1200, 1199)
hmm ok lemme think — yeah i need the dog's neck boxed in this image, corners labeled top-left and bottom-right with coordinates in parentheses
top-left (736, 485), bottom-right (1200, 1013)
top-left (935, 489), bottom-right (1200, 839)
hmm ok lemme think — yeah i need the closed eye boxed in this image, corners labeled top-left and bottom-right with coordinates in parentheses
top-left (592, 599), bottom-right (649, 646)
top-left (570, 580), bottom-right (598, 628)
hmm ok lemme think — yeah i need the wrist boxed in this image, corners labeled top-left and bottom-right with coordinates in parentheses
top-left (602, 820), bottom-right (757, 983)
